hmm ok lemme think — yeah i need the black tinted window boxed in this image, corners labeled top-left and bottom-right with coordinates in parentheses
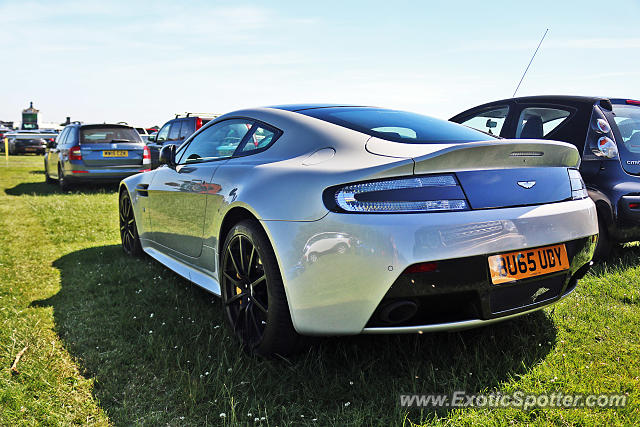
top-left (300, 107), bottom-right (494, 143)
top-left (180, 119), bottom-right (195, 138)
top-left (168, 122), bottom-right (182, 141)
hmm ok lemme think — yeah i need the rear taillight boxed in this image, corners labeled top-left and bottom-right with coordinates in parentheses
top-left (585, 106), bottom-right (618, 160)
top-left (69, 145), bottom-right (82, 161)
top-left (568, 168), bottom-right (588, 200)
top-left (626, 99), bottom-right (640, 106)
top-left (324, 174), bottom-right (469, 213)
top-left (195, 117), bottom-right (203, 130)
top-left (143, 145), bottom-right (151, 165)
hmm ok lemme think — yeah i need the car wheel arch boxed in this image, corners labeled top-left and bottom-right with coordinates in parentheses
top-left (218, 206), bottom-right (263, 258)
top-left (594, 199), bottom-right (614, 233)
top-left (216, 206), bottom-right (300, 333)
top-left (119, 182), bottom-right (132, 200)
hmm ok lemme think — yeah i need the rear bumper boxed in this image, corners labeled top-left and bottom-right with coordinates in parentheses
top-left (363, 236), bottom-right (595, 332)
top-left (14, 144), bottom-right (45, 154)
top-left (262, 198), bottom-right (598, 335)
top-left (66, 164), bottom-right (148, 182)
top-left (612, 194), bottom-right (640, 241)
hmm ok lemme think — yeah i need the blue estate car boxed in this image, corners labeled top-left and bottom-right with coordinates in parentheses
top-left (44, 123), bottom-right (150, 190)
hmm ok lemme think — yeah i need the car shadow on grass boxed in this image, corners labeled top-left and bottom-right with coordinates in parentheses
top-left (32, 244), bottom-right (558, 425)
top-left (5, 181), bottom-right (119, 196)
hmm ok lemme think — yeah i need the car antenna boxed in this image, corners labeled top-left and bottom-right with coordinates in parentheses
top-left (512, 28), bottom-right (549, 97)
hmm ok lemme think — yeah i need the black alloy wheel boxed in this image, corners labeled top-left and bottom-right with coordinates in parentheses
top-left (119, 191), bottom-right (142, 256)
top-left (221, 220), bottom-right (300, 356)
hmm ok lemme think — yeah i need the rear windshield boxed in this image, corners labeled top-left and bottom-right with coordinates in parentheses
top-left (612, 104), bottom-right (640, 153)
top-left (299, 107), bottom-right (495, 144)
top-left (80, 126), bottom-right (141, 144)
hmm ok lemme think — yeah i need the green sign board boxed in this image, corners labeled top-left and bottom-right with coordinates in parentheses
top-left (22, 113), bottom-right (37, 123)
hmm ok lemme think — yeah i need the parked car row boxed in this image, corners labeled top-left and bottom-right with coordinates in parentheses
top-left (40, 95), bottom-right (639, 357)
top-left (40, 113), bottom-right (219, 189)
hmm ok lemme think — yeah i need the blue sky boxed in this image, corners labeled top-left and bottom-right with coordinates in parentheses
top-left (1, 0), bottom-right (640, 127)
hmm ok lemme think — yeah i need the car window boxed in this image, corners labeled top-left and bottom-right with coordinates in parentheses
top-left (240, 124), bottom-right (278, 153)
top-left (65, 128), bottom-right (77, 146)
top-left (168, 121), bottom-right (182, 141)
top-left (80, 127), bottom-right (140, 144)
top-left (56, 128), bottom-right (69, 146)
top-left (371, 126), bottom-right (417, 139)
top-left (515, 107), bottom-right (571, 139)
top-left (612, 104), bottom-right (640, 153)
top-left (156, 123), bottom-right (170, 144)
top-left (178, 119), bottom-right (253, 164)
top-left (300, 107), bottom-right (494, 144)
top-left (459, 106), bottom-right (509, 136)
top-left (180, 119), bottom-right (195, 139)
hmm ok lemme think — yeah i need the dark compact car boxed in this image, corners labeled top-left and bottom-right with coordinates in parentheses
top-left (146, 113), bottom-right (218, 168)
top-left (44, 123), bottom-right (151, 190)
top-left (451, 95), bottom-right (640, 259)
top-left (3, 130), bottom-right (57, 154)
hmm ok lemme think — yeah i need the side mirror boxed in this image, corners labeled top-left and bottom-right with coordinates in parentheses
top-left (159, 144), bottom-right (176, 167)
top-left (147, 133), bottom-right (156, 143)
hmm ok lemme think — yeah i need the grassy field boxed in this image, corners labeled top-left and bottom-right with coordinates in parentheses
top-left (0, 155), bottom-right (639, 426)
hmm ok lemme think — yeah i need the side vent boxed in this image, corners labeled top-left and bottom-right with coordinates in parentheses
top-left (136, 183), bottom-right (149, 197)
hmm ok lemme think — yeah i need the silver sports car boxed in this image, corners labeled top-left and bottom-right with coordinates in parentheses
top-left (119, 104), bottom-right (598, 356)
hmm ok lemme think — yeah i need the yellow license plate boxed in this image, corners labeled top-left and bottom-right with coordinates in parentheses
top-left (488, 244), bottom-right (569, 285)
top-left (102, 150), bottom-right (128, 157)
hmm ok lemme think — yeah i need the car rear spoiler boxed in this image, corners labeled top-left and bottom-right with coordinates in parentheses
top-left (365, 138), bottom-right (581, 174)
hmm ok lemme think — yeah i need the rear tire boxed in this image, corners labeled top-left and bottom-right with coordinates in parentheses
top-left (119, 190), bottom-right (143, 257)
top-left (44, 162), bottom-right (55, 184)
top-left (58, 164), bottom-right (71, 191)
top-left (593, 215), bottom-right (612, 261)
top-left (220, 219), bottom-right (301, 357)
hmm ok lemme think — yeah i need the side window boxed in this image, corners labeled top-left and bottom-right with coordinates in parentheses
top-left (460, 106), bottom-right (509, 136)
top-left (156, 123), bottom-right (170, 144)
top-left (180, 119), bottom-right (195, 139)
top-left (56, 128), bottom-right (69, 146)
top-left (177, 119), bottom-right (253, 164)
top-left (168, 121), bottom-right (182, 141)
top-left (65, 128), bottom-right (76, 146)
top-left (240, 124), bottom-right (279, 153)
top-left (515, 107), bottom-right (571, 139)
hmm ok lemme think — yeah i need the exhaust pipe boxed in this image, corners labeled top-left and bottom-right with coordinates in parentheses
top-left (378, 300), bottom-right (418, 325)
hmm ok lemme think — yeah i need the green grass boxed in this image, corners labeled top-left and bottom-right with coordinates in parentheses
top-left (0, 155), bottom-right (639, 425)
